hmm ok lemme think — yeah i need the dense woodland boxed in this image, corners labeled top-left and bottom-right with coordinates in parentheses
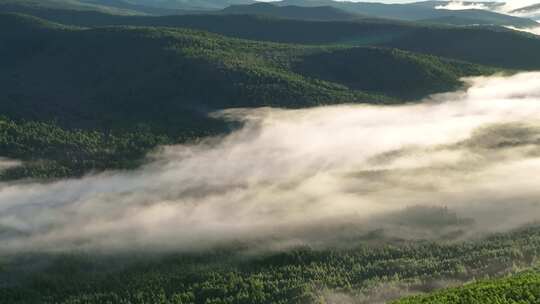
top-left (0, 117), bottom-right (172, 179)
top-left (1, 225), bottom-right (540, 304)
top-left (1, 1), bottom-right (540, 303)
top-left (395, 269), bottom-right (540, 304)
top-left (0, 12), bottom-right (499, 178)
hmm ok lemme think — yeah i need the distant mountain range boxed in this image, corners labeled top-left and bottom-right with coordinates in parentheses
top-left (269, 0), bottom-right (538, 27)
top-left (2, 4), bottom-right (540, 69)
top-left (0, 0), bottom-right (255, 14)
top-left (121, 0), bottom-right (255, 10)
top-left (1, 0), bottom-right (537, 28)
top-left (221, 2), bottom-right (363, 21)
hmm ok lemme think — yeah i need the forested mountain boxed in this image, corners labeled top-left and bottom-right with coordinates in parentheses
top-left (271, 0), bottom-right (538, 27)
top-left (78, 0), bottom-right (211, 15)
top-left (1, 3), bottom-right (540, 181)
top-left (1, 2), bottom-right (540, 304)
top-left (1, 7), bottom-right (539, 70)
top-left (0, 0), bottom-right (217, 15)
top-left (0, 13), bottom-right (494, 126)
top-left (2, 225), bottom-right (540, 303)
top-left (2, 0), bottom-right (537, 26)
top-left (419, 15), bottom-right (504, 26)
top-left (0, 0), bottom-right (256, 13)
top-left (0, 0), bottom-right (142, 15)
top-left (1, 12), bottom-right (498, 178)
top-left (124, 0), bottom-right (255, 10)
top-left (394, 269), bottom-right (540, 304)
top-left (220, 2), bottom-right (362, 21)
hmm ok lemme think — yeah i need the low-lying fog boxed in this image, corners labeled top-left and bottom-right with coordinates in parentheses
top-left (437, 0), bottom-right (540, 35)
top-left (1, 72), bottom-right (540, 254)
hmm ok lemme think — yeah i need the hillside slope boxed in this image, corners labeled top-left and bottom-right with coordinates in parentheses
top-left (1, 13), bottom-right (491, 130)
top-left (394, 269), bottom-right (540, 304)
top-left (0, 14), bottom-right (361, 133)
top-left (0, 13), bottom-right (494, 178)
top-left (220, 2), bottom-right (362, 21)
top-left (125, 0), bottom-right (255, 10)
top-left (2, 8), bottom-right (539, 70)
top-left (382, 26), bottom-right (540, 70)
top-left (273, 0), bottom-right (538, 27)
top-left (2, 225), bottom-right (540, 303)
top-left (0, 0), bottom-right (142, 15)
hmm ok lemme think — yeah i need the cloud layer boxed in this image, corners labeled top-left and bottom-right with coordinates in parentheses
top-left (435, 1), bottom-right (491, 11)
top-left (436, 0), bottom-right (540, 27)
top-left (1, 72), bottom-right (540, 254)
top-left (505, 25), bottom-right (540, 34)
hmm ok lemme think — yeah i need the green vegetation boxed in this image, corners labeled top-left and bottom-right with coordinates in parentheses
top-left (0, 0), bottom-right (253, 14)
top-left (3, 8), bottom-right (539, 70)
top-left (126, 0), bottom-right (254, 10)
top-left (293, 47), bottom-right (492, 99)
top-left (394, 269), bottom-right (540, 304)
top-left (0, 12), bottom-right (502, 179)
top-left (0, 4), bottom-right (540, 304)
top-left (1, 225), bottom-right (540, 303)
top-left (273, 0), bottom-right (538, 27)
top-left (0, 118), bottom-right (171, 180)
top-left (0, 14), bottom-right (492, 126)
top-left (0, 0), bottom-right (143, 15)
top-left (382, 26), bottom-right (540, 70)
top-left (220, 2), bottom-right (363, 21)
top-left (0, 13), bottom-right (370, 130)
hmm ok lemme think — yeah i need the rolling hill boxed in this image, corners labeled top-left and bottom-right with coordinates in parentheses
top-left (0, 12), bottom-right (494, 178)
top-left (78, 0), bottom-right (212, 15)
top-left (1, 4), bottom-right (540, 304)
top-left (2, 13), bottom-right (493, 129)
top-left (2, 7), bottom-right (538, 70)
top-left (394, 269), bottom-right (540, 304)
top-left (2, 225), bottom-right (540, 303)
top-left (419, 15), bottom-right (503, 26)
top-left (0, 0), bottom-right (218, 15)
top-left (0, 0), bottom-right (257, 13)
top-left (124, 0), bottom-right (255, 10)
top-left (0, 0), bottom-right (143, 15)
top-left (220, 2), bottom-right (362, 21)
top-left (271, 0), bottom-right (538, 27)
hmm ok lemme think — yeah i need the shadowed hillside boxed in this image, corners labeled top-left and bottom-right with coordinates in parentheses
top-left (272, 0), bottom-right (538, 27)
top-left (2, 225), bottom-right (540, 303)
top-left (220, 2), bottom-right (363, 21)
top-left (1, 13), bottom-right (493, 130)
top-left (394, 269), bottom-right (540, 304)
top-left (0, 12), bottom-right (494, 178)
top-left (2, 7), bottom-right (539, 70)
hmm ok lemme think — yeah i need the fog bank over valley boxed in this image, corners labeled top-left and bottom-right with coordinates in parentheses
top-left (1, 72), bottom-right (540, 254)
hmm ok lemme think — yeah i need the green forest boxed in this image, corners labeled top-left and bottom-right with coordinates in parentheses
top-left (1, 1), bottom-right (540, 303)
top-left (2, 226), bottom-right (540, 304)
top-left (0, 12), bottom-right (499, 179)
top-left (395, 269), bottom-right (540, 304)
